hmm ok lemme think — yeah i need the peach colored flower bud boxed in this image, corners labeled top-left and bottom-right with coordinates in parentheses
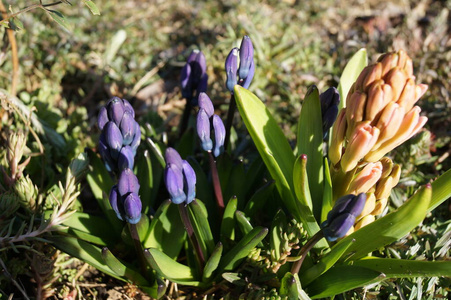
top-left (365, 80), bottom-right (393, 122)
top-left (354, 214), bottom-right (375, 230)
top-left (329, 109), bottom-right (347, 166)
top-left (374, 102), bottom-right (405, 148)
top-left (347, 162), bottom-right (383, 194)
top-left (345, 92), bottom-right (367, 139)
top-left (379, 157), bottom-right (394, 178)
top-left (340, 122), bottom-right (380, 172)
top-left (384, 67), bottom-right (409, 102)
top-left (375, 164), bottom-right (401, 199)
top-left (372, 198), bottom-right (388, 215)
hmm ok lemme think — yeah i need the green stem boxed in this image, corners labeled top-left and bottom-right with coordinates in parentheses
top-left (0, 1), bottom-right (64, 26)
top-left (208, 152), bottom-right (224, 219)
top-left (128, 223), bottom-right (148, 276)
top-left (291, 230), bottom-right (324, 274)
top-left (178, 204), bottom-right (205, 272)
top-left (331, 163), bottom-right (355, 201)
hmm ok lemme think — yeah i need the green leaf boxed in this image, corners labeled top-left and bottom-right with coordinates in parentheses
top-left (221, 196), bottom-right (238, 245)
top-left (49, 236), bottom-right (122, 281)
top-left (47, 10), bottom-right (71, 31)
top-left (296, 86), bottom-right (323, 221)
top-left (86, 149), bottom-right (123, 233)
top-left (331, 184), bottom-right (432, 261)
top-left (104, 29), bottom-right (127, 65)
top-left (429, 168), bottom-right (451, 212)
top-left (301, 238), bottom-right (355, 285)
top-left (293, 155), bottom-right (313, 210)
top-left (202, 242), bottom-right (223, 282)
top-left (83, 0), bottom-right (100, 15)
top-left (101, 248), bottom-right (149, 286)
top-left (306, 265), bottom-right (383, 298)
top-left (337, 48), bottom-right (368, 109)
top-left (321, 158), bottom-right (333, 223)
top-left (145, 137), bottom-right (166, 168)
top-left (143, 248), bottom-right (202, 286)
top-left (235, 210), bottom-right (253, 235)
top-left (280, 272), bottom-right (312, 300)
top-left (234, 86), bottom-right (323, 243)
top-left (188, 200), bottom-right (215, 258)
top-left (270, 210), bottom-right (287, 262)
top-left (60, 211), bottom-right (118, 246)
top-left (143, 200), bottom-right (186, 259)
top-left (136, 150), bottom-right (154, 213)
top-left (352, 257), bottom-right (451, 278)
top-left (218, 226), bottom-right (268, 273)
top-left (243, 180), bottom-right (275, 218)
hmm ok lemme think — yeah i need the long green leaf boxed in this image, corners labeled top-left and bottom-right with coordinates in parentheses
top-left (143, 200), bottom-right (186, 259)
top-left (337, 48), bottom-right (368, 109)
top-left (352, 257), bottom-right (451, 278)
top-left (234, 86), bottom-right (323, 243)
top-left (143, 248), bottom-right (202, 286)
top-left (188, 200), bottom-right (215, 258)
top-left (202, 242), bottom-right (223, 282)
top-left (429, 168), bottom-right (451, 212)
top-left (221, 196), bottom-right (238, 245)
top-left (296, 86), bottom-right (323, 222)
top-left (218, 226), bottom-right (268, 273)
top-left (321, 157), bottom-right (333, 223)
top-left (136, 150), bottom-right (154, 213)
top-left (280, 273), bottom-right (312, 300)
top-left (101, 248), bottom-right (150, 286)
top-left (306, 265), bottom-right (383, 299)
top-left (270, 210), bottom-right (287, 262)
top-left (235, 210), bottom-right (253, 235)
top-left (331, 184), bottom-right (431, 261)
top-left (243, 180), bottom-right (275, 218)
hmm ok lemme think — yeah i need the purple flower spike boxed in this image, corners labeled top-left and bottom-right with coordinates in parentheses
top-left (182, 160), bottom-right (196, 204)
top-left (98, 107), bottom-right (109, 130)
top-left (197, 109), bottom-right (213, 152)
top-left (242, 60), bottom-right (255, 89)
top-left (238, 36), bottom-right (254, 80)
top-left (225, 48), bottom-right (239, 93)
top-left (104, 122), bottom-right (123, 159)
top-left (198, 92), bottom-right (214, 117)
top-left (212, 115), bottom-right (226, 157)
top-left (120, 111), bottom-right (136, 145)
top-left (322, 193), bottom-right (366, 242)
top-left (118, 168), bottom-right (140, 196)
top-left (109, 185), bottom-right (123, 221)
top-left (165, 147), bottom-right (183, 169)
top-left (107, 97), bottom-right (125, 126)
top-left (320, 87), bottom-right (340, 137)
top-left (165, 163), bottom-right (186, 205)
top-left (118, 146), bottom-right (135, 170)
top-left (323, 213), bottom-right (356, 242)
top-left (123, 192), bottom-right (142, 224)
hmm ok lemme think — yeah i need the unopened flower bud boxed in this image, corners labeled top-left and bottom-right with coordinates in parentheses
top-left (109, 185), bottom-right (123, 221)
top-left (242, 60), bottom-right (255, 89)
top-left (212, 115), bottom-right (226, 157)
top-left (98, 107), bottom-right (109, 130)
top-left (320, 87), bottom-right (340, 136)
top-left (120, 111), bottom-right (136, 145)
top-left (118, 146), bottom-right (135, 170)
top-left (130, 122), bottom-right (141, 154)
top-left (118, 168), bottom-right (140, 196)
top-left (197, 109), bottom-right (213, 152)
top-left (107, 97), bottom-right (125, 126)
top-left (238, 36), bottom-right (254, 80)
top-left (165, 163), bottom-right (186, 205)
top-left (104, 122), bottom-right (123, 160)
top-left (165, 147), bottom-right (183, 169)
top-left (225, 48), bottom-right (239, 93)
top-left (182, 160), bottom-right (196, 204)
top-left (347, 162), bottom-right (382, 194)
top-left (123, 192), bottom-right (142, 224)
top-left (198, 92), bottom-right (214, 117)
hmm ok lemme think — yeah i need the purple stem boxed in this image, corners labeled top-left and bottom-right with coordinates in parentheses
top-left (178, 204), bottom-right (205, 271)
top-left (291, 230), bottom-right (325, 274)
top-left (208, 152), bottom-right (224, 219)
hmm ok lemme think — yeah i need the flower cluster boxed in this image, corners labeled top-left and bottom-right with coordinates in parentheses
top-left (98, 97), bottom-right (141, 172)
top-left (180, 50), bottom-right (208, 106)
top-left (321, 193), bottom-right (366, 242)
top-left (225, 36), bottom-right (255, 93)
top-left (196, 93), bottom-right (226, 157)
top-left (330, 50), bottom-right (428, 172)
top-left (98, 97), bottom-right (142, 224)
top-left (164, 148), bottom-right (197, 205)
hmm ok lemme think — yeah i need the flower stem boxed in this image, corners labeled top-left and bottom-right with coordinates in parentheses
top-left (128, 223), bottom-right (148, 276)
top-left (178, 204), bottom-right (205, 271)
top-left (291, 230), bottom-right (324, 274)
top-left (208, 152), bottom-right (224, 218)
top-left (224, 93), bottom-right (236, 150)
top-left (179, 97), bottom-right (193, 138)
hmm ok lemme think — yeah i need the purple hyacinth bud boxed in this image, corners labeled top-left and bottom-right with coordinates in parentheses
top-left (198, 92), bottom-right (214, 117)
top-left (188, 50), bottom-right (206, 87)
top-left (322, 105), bottom-right (339, 135)
top-left (165, 147), bottom-right (183, 170)
top-left (322, 193), bottom-right (366, 242)
top-left (181, 63), bottom-right (192, 99)
top-left (182, 160), bottom-right (196, 204)
top-left (99, 133), bottom-right (114, 172)
top-left (123, 192), bottom-right (142, 224)
top-left (238, 36), bottom-right (254, 80)
top-left (104, 122), bottom-right (123, 159)
top-left (165, 163), bottom-right (186, 205)
top-left (194, 51), bottom-right (207, 82)
top-left (212, 115), bottom-right (226, 157)
top-left (241, 60), bottom-right (255, 89)
top-left (122, 98), bottom-right (135, 118)
top-left (130, 122), bottom-right (141, 155)
top-left (109, 185), bottom-right (123, 221)
top-left (225, 48), bottom-right (239, 93)
top-left (118, 146), bottom-right (135, 170)
top-left (107, 97), bottom-right (125, 126)
top-left (197, 109), bottom-right (213, 152)
top-left (320, 87), bottom-right (340, 136)
top-left (118, 168), bottom-right (140, 196)
top-left (194, 74), bottom-right (209, 105)
top-left (322, 213), bottom-right (356, 242)
top-left (98, 107), bottom-right (109, 130)
top-left (120, 111), bottom-right (136, 145)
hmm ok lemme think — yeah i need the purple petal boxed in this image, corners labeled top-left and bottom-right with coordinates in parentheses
top-left (98, 107), bottom-right (109, 130)
top-left (109, 185), bottom-right (124, 221)
top-left (225, 48), bottom-right (239, 93)
top-left (197, 109), bottom-right (213, 152)
top-left (120, 111), bottom-right (136, 145)
top-left (123, 192), bottom-right (142, 224)
top-left (182, 160), bottom-right (196, 204)
top-left (212, 115), bottom-right (226, 157)
top-left (165, 147), bottom-right (183, 170)
top-left (238, 36), bottom-right (254, 80)
top-left (198, 92), bottom-right (214, 117)
top-left (118, 168), bottom-right (140, 196)
top-left (107, 97), bottom-right (125, 126)
top-left (104, 122), bottom-right (123, 159)
top-left (118, 146), bottom-right (135, 170)
top-left (241, 60), bottom-right (255, 89)
top-left (164, 163), bottom-right (186, 204)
